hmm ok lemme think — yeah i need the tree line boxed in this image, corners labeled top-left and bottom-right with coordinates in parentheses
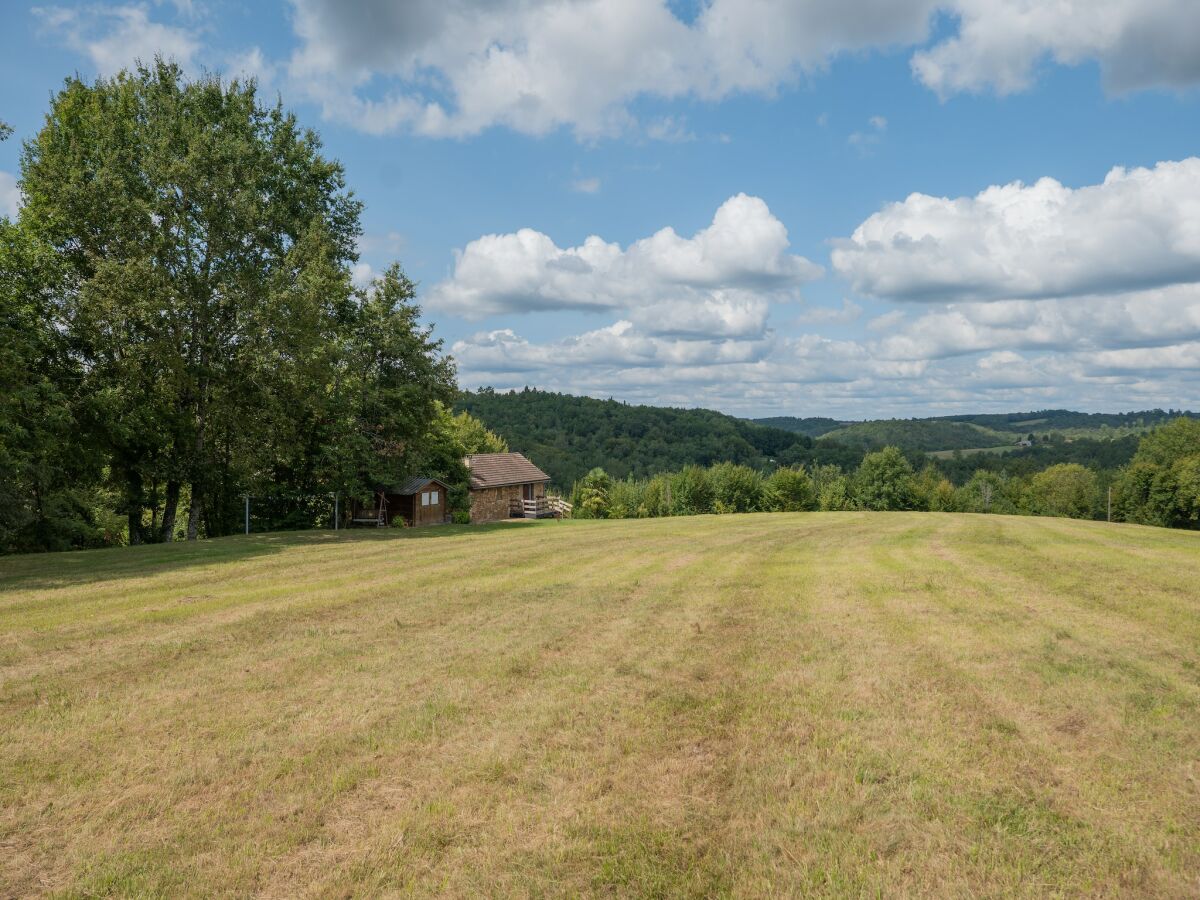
top-left (457, 387), bottom-right (861, 487)
top-left (569, 418), bottom-right (1200, 529)
top-left (1, 62), bottom-right (467, 553)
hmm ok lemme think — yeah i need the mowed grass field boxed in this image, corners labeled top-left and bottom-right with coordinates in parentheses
top-left (2, 514), bottom-right (1199, 897)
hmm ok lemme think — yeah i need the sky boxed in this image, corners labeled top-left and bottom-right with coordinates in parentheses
top-left (2, 1), bottom-right (1200, 419)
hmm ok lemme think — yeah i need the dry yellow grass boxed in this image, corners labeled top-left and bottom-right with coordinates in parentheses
top-left (1, 512), bottom-right (1198, 897)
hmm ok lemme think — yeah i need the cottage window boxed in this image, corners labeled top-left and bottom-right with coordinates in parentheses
top-left (430, 490), bottom-right (439, 504)
top-left (421, 491), bottom-right (430, 506)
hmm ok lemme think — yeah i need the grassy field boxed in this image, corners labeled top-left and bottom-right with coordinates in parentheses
top-left (2, 513), bottom-right (1199, 897)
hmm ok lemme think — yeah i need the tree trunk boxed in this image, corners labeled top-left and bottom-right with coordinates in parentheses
top-left (127, 470), bottom-right (144, 545)
top-left (186, 379), bottom-right (208, 541)
top-left (186, 488), bottom-right (203, 540)
top-left (160, 479), bottom-right (180, 542)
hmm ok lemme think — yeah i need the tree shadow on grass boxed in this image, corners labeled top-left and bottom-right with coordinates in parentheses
top-left (0, 521), bottom-right (568, 593)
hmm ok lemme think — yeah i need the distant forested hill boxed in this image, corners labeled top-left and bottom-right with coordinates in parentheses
top-left (815, 419), bottom-right (1013, 453)
top-left (456, 389), bottom-right (858, 486)
top-left (758, 408), bottom-right (1199, 452)
top-left (751, 416), bottom-right (845, 437)
top-left (933, 409), bottom-right (1198, 437)
top-left (458, 390), bottom-right (1195, 488)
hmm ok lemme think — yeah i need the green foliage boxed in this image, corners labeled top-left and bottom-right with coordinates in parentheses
top-left (821, 419), bottom-right (1012, 453)
top-left (913, 466), bottom-right (957, 512)
top-left (456, 388), bottom-right (855, 487)
top-left (6, 60), bottom-right (455, 551)
top-left (1113, 418), bottom-right (1200, 528)
top-left (765, 467), bottom-right (817, 512)
top-left (853, 447), bottom-right (919, 511)
top-left (955, 470), bottom-right (1022, 515)
top-left (669, 465), bottom-right (715, 516)
top-left (407, 404), bottom-right (505, 516)
top-left (0, 218), bottom-right (111, 551)
top-left (572, 468), bottom-right (613, 519)
top-left (751, 416), bottom-right (844, 438)
top-left (709, 462), bottom-right (766, 513)
top-left (1026, 464), bottom-right (1098, 519)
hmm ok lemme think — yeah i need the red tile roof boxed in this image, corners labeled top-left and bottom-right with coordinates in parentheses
top-left (465, 452), bottom-right (551, 490)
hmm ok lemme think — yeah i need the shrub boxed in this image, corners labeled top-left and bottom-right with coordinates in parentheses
top-left (818, 475), bottom-right (855, 511)
top-left (853, 446), bottom-right (918, 511)
top-left (607, 478), bottom-right (645, 519)
top-left (709, 462), bottom-right (766, 513)
top-left (1026, 463), bottom-right (1098, 519)
top-left (765, 467), bottom-right (816, 511)
top-left (669, 465), bottom-right (713, 515)
top-left (572, 468), bottom-right (613, 519)
top-left (913, 466), bottom-right (955, 511)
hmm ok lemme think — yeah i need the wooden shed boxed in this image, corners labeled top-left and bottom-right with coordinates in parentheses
top-left (390, 477), bottom-right (451, 526)
top-left (349, 477), bottom-right (451, 527)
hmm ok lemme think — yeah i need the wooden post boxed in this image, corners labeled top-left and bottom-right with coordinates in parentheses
top-left (244, 495), bottom-right (250, 535)
top-left (1107, 485), bottom-right (1112, 523)
top-left (333, 493), bottom-right (339, 530)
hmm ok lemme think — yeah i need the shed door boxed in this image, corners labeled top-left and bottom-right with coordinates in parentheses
top-left (522, 483), bottom-right (535, 501)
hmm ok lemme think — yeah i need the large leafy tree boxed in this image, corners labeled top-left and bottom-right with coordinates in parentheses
top-left (1025, 463), bottom-right (1098, 519)
top-left (18, 61), bottom-right (455, 543)
top-left (17, 61), bottom-right (444, 541)
top-left (1113, 418), bottom-right (1200, 528)
top-left (853, 446), bottom-right (919, 511)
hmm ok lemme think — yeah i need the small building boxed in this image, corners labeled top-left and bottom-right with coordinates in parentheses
top-left (465, 452), bottom-right (553, 523)
top-left (348, 477), bottom-right (451, 527)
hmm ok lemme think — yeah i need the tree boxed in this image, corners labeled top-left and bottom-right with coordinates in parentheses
top-left (1027, 463), bottom-right (1098, 519)
top-left (709, 462), bottom-right (765, 513)
top-left (853, 446), bottom-right (918, 511)
top-left (18, 61), bottom-right (401, 541)
top-left (1113, 418), bottom-right (1200, 528)
top-left (0, 218), bottom-right (114, 551)
top-left (409, 404), bottom-right (506, 517)
top-left (765, 466), bottom-right (816, 512)
top-left (913, 465), bottom-right (955, 511)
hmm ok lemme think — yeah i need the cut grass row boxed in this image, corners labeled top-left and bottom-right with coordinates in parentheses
top-left (1, 513), bottom-right (1198, 896)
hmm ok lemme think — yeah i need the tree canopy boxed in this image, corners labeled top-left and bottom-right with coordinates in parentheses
top-left (1, 61), bottom-right (456, 551)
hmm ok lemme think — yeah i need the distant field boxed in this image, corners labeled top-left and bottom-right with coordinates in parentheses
top-left (2, 514), bottom-right (1199, 896)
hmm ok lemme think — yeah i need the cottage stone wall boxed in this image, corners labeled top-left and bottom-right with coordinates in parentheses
top-left (469, 486), bottom-right (520, 523)
top-left (469, 482), bottom-right (546, 523)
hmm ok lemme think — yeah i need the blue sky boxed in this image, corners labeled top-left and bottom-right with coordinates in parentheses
top-left (3, 1), bottom-right (1200, 418)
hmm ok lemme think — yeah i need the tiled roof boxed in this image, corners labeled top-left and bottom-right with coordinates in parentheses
top-left (390, 476), bottom-right (448, 496)
top-left (465, 452), bottom-right (550, 490)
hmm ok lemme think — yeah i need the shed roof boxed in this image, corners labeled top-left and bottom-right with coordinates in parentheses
top-left (389, 476), bottom-right (449, 496)
top-left (465, 452), bottom-right (550, 490)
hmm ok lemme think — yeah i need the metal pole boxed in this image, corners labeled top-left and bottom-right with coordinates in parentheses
top-left (334, 493), bottom-right (339, 530)
top-left (244, 495), bottom-right (250, 535)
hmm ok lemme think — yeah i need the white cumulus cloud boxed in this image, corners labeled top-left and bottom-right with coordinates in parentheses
top-left (833, 158), bottom-right (1200, 303)
top-left (911, 0), bottom-right (1200, 97)
top-left (282, 0), bottom-right (1200, 138)
top-left (427, 193), bottom-right (821, 338)
top-left (34, 4), bottom-right (200, 75)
